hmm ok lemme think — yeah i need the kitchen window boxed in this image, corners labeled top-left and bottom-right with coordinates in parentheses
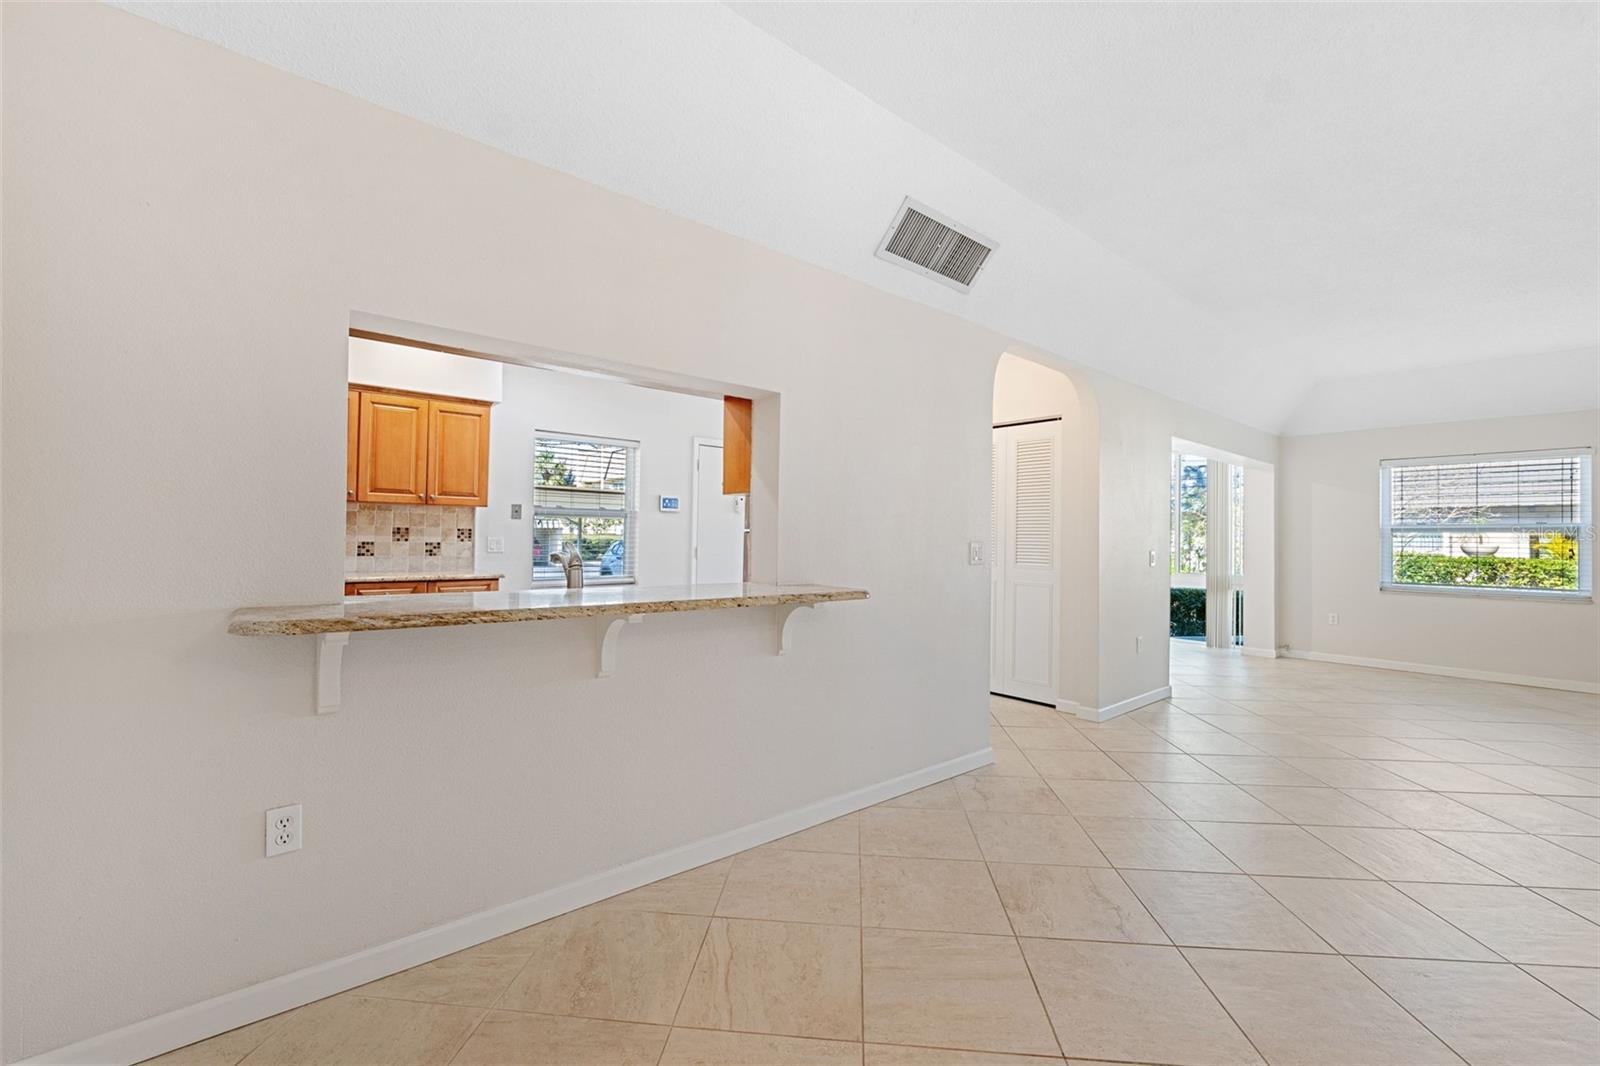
top-left (1379, 448), bottom-right (1593, 598)
top-left (532, 433), bottom-right (638, 584)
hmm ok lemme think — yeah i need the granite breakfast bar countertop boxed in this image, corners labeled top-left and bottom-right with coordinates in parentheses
top-left (229, 583), bottom-right (869, 635)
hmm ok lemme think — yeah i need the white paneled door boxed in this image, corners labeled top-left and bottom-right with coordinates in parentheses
top-left (692, 442), bottom-right (746, 583)
top-left (990, 421), bottom-right (1061, 704)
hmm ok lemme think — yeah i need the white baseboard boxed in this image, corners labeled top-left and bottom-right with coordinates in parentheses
top-left (1240, 646), bottom-right (1279, 659)
top-left (1059, 685), bottom-right (1172, 723)
top-left (1282, 649), bottom-right (1599, 695)
top-left (19, 748), bottom-right (995, 1066)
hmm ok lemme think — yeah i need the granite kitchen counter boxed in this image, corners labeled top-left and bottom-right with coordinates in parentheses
top-left (230, 583), bottom-right (868, 636)
top-left (344, 572), bottom-right (504, 583)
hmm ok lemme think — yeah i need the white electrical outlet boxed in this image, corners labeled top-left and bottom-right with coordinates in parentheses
top-left (968, 541), bottom-right (985, 565)
top-left (1136, 635), bottom-right (1144, 654)
top-left (265, 804), bottom-right (302, 857)
top-left (1149, 548), bottom-right (1157, 567)
top-left (1327, 613), bottom-right (1339, 626)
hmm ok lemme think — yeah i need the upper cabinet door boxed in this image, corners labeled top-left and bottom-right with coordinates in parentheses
top-left (722, 396), bottom-right (752, 495)
top-left (346, 389), bottom-right (360, 501)
top-left (357, 390), bottom-right (429, 504)
top-left (428, 398), bottom-right (491, 506)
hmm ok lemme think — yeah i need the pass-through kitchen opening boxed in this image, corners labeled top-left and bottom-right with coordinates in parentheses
top-left (343, 330), bottom-right (753, 597)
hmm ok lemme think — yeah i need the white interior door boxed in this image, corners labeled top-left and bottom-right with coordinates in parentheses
top-left (990, 421), bottom-right (1061, 704)
top-left (692, 442), bottom-right (746, 584)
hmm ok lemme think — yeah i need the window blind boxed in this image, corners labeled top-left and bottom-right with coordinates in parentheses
top-left (1379, 448), bottom-right (1592, 596)
top-left (1387, 453), bottom-right (1587, 530)
top-left (532, 433), bottom-right (638, 583)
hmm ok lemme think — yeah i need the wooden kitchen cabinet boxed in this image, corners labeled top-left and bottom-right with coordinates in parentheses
top-left (345, 580), bottom-right (431, 595)
top-left (428, 398), bottom-right (491, 506)
top-left (344, 579), bottom-right (499, 596)
top-left (723, 395), bottom-right (752, 495)
top-left (349, 387), bottom-right (491, 507)
top-left (346, 389), bottom-right (359, 500)
top-left (356, 390), bottom-right (429, 504)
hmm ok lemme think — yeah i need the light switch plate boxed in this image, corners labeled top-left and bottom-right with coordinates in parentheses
top-left (968, 541), bottom-right (985, 565)
top-left (486, 537), bottom-right (505, 554)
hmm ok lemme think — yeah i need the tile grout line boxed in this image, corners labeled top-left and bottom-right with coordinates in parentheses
top-left (439, 1007), bottom-right (490, 1066)
top-left (1410, 824), bottom-right (1578, 888)
top-left (1529, 886), bottom-right (1600, 925)
top-left (1516, 963), bottom-right (1600, 1022)
top-left (1229, 870), bottom-right (1339, 955)
top-left (963, 805), bottom-right (1070, 1061)
top-left (1246, 871), bottom-right (1505, 963)
top-left (336, 924), bottom-right (1579, 973)
top-left (1151, 777), bottom-right (1482, 1064)
top-left (1101, 861), bottom-right (1179, 948)
top-left (1056, 672), bottom-right (1580, 973)
top-left (1166, 943), bottom-right (1273, 1065)
top-left (1336, 953), bottom-right (1474, 1065)
top-left (657, 856), bottom-right (735, 1065)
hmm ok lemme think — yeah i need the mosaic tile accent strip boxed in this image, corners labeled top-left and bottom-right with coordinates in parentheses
top-left (456, 528), bottom-right (472, 542)
top-left (424, 541), bottom-right (441, 557)
top-left (392, 526), bottom-right (410, 542)
top-left (356, 541), bottom-right (375, 557)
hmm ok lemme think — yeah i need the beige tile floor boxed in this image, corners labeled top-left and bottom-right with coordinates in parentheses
top-left (148, 643), bottom-right (1600, 1065)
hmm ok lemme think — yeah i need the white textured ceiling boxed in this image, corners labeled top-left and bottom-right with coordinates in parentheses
top-left (116, 2), bottom-right (1598, 432)
top-left (737, 2), bottom-right (1599, 383)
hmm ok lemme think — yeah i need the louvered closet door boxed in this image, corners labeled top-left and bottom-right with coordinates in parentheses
top-left (992, 422), bottom-right (1061, 704)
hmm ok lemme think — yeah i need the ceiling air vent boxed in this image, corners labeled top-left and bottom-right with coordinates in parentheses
top-left (875, 197), bottom-right (997, 293)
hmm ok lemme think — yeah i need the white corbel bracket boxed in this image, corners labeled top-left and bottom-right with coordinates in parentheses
top-left (316, 633), bottom-right (350, 714)
top-left (309, 601), bottom-right (825, 707)
top-left (597, 614), bottom-right (644, 678)
top-left (776, 603), bottom-right (812, 655)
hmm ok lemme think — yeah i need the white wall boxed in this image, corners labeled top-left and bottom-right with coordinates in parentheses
top-left (0, 5), bottom-right (1006, 1059)
top-left (476, 364), bottom-right (723, 589)
top-left (1278, 410), bottom-right (1600, 688)
top-left (1085, 371), bottom-right (1278, 710)
top-left (1243, 466), bottom-right (1277, 658)
top-left (0, 6), bottom-right (7, 1049)
top-left (347, 335), bottom-right (504, 403)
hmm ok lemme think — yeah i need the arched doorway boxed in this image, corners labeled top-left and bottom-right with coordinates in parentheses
top-left (991, 352), bottom-right (1098, 709)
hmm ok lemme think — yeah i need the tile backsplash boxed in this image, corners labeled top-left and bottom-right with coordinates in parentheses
top-left (346, 503), bottom-right (475, 575)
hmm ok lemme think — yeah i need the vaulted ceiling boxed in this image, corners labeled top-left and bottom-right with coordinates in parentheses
top-left (118, 2), bottom-right (1598, 433)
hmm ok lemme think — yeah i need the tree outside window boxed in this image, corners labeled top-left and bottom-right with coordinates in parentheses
top-left (1171, 454), bottom-right (1207, 577)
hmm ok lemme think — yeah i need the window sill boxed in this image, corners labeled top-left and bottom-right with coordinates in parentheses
top-left (530, 577), bottom-right (636, 589)
top-left (1379, 583), bottom-right (1593, 604)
